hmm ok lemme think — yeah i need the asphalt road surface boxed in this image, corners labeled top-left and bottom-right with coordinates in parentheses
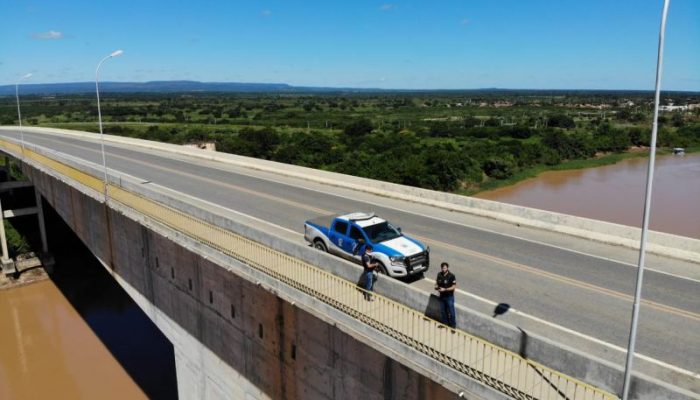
top-left (2, 128), bottom-right (698, 384)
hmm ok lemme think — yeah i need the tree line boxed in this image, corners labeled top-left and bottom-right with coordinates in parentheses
top-left (1, 92), bottom-right (698, 193)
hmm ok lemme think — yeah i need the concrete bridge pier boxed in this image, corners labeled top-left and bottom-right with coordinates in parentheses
top-left (0, 167), bottom-right (52, 276)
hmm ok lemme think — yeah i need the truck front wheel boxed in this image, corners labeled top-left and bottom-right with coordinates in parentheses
top-left (375, 262), bottom-right (388, 275)
top-left (313, 239), bottom-right (328, 252)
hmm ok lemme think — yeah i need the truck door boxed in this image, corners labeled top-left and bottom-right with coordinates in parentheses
top-left (346, 225), bottom-right (366, 259)
top-left (328, 220), bottom-right (349, 255)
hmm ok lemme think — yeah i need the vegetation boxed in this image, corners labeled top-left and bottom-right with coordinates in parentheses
top-left (0, 158), bottom-right (31, 256)
top-left (4, 221), bottom-right (30, 257)
top-left (1, 90), bottom-right (699, 194)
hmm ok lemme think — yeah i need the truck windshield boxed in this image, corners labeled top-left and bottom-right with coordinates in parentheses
top-left (363, 222), bottom-right (401, 243)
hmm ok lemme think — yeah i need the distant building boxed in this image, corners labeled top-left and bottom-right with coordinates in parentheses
top-left (493, 101), bottom-right (513, 108)
top-left (659, 102), bottom-right (700, 112)
top-left (573, 103), bottom-right (611, 109)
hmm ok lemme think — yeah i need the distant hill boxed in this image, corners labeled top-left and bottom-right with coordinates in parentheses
top-left (1, 80), bottom-right (696, 96)
top-left (0, 80), bottom-right (385, 95)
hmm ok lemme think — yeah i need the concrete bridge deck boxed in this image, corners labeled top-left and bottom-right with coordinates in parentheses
top-left (1, 126), bottom-right (698, 399)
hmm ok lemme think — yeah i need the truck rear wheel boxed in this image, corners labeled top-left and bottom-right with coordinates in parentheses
top-left (313, 239), bottom-right (328, 252)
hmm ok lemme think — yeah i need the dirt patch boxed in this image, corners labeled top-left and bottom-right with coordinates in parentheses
top-left (0, 254), bottom-right (50, 291)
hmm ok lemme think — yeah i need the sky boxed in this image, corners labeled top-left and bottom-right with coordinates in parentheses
top-left (0, 0), bottom-right (698, 90)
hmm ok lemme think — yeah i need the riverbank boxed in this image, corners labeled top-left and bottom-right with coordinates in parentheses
top-left (462, 146), bottom-right (699, 196)
top-left (472, 151), bottom-right (700, 239)
top-left (0, 255), bottom-right (50, 290)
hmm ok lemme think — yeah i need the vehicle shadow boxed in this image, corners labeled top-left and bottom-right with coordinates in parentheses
top-left (401, 271), bottom-right (426, 284)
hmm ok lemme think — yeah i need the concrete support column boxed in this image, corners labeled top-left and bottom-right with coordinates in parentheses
top-left (34, 189), bottom-right (48, 253)
top-left (2, 156), bottom-right (9, 180)
top-left (0, 198), bottom-right (14, 275)
top-left (0, 199), bottom-right (9, 262)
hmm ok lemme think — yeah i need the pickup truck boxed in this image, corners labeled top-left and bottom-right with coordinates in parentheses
top-left (304, 212), bottom-right (429, 278)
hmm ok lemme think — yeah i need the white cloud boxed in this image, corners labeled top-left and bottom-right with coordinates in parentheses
top-left (32, 30), bottom-right (64, 40)
top-left (261, 10), bottom-right (272, 17)
top-left (380, 4), bottom-right (396, 11)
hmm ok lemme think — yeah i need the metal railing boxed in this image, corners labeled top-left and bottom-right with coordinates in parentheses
top-left (0, 138), bottom-right (618, 400)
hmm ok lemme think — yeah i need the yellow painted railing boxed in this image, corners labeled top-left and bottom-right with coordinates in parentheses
top-left (0, 139), bottom-right (618, 400)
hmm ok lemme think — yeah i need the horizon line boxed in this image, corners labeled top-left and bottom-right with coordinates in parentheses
top-left (1, 80), bottom-right (699, 94)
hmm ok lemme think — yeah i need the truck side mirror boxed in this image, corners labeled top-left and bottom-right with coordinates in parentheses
top-left (397, 227), bottom-right (402, 233)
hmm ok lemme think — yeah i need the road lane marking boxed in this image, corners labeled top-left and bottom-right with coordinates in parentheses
top-left (413, 233), bottom-right (700, 322)
top-left (20, 134), bottom-right (700, 321)
top-left (422, 277), bottom-right (700, 379)
top-left (24, 134), bottom-right (330, 215)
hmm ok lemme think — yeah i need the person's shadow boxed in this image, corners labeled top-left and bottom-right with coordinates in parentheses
top-left (492, 303), bottom-right (510, 318)
top-left (423, 294), bottom-right (445, 322)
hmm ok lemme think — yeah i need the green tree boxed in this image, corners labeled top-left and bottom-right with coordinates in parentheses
top-left (344, 118), bottom-right (374, 137)
top-left (671, 113), bottom-right (685, 128)
top-left (482, 156), bottom-right (516, 179)
top-left (427, 122), bottom-right (454, 138)
top-left (233, 128), bottom-right (281, 159)
top-left (548, 114), bottom-right (575, 129)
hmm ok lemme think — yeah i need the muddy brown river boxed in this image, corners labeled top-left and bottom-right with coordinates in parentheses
top-left (476, 153), bottom-right (700, 239)
top-left (0, 281), bottom-right (148, 400)
top-left (0, 204), bottom-right (177, 399)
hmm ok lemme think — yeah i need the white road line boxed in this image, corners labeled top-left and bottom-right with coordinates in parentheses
top-left (423, 277), bottom-right (699, 378)
top-left (148, 183), bottom-right (302, 237)
top-left (142, 144), bottom-right (700, 283)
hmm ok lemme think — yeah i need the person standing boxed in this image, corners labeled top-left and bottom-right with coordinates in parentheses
top-left (435, 262), bottom-right (457, 328)
top-left (361, 244), bottom-right (378, 301)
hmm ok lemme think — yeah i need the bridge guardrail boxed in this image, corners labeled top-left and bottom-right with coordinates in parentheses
top-left (0, 138), bottom-right (618, 400)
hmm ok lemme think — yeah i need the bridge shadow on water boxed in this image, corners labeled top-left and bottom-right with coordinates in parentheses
top-left (15, 199), bottom-right (178, 400)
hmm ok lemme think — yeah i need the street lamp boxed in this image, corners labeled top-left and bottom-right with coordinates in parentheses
top-left (95, 49), bottom-right (123, 200)
top-left (15, 73), bottom-right (33, 155)
top-left (621, 1), bottom-right (670, 399)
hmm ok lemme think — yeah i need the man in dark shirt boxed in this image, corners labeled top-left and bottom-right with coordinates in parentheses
top-left (434, 262), bottom-right (457, 328)
top-left (361, 244), bottom-right (378, 301)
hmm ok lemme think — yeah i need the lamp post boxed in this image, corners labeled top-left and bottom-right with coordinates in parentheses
top-left (95, 49), bottom-right (123, 200)
top-left (15, 73), bottom-right (32, 155)
top-left (621, 1), bottom-right (670, 399)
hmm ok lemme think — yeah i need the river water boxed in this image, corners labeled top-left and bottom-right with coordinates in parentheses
top-left (476, 153), bottom-right (700, 239)
top-left (0, 203), bottom-right (177, 399)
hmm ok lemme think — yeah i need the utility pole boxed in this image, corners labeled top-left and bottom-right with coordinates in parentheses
top-left (621, 1), bottom-right (670, 398)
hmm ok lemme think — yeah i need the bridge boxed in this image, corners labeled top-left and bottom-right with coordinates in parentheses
top-left (0, 126), bottom-right (698, 399)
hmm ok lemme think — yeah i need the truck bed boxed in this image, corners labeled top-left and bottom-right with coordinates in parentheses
top-left (306, 214), bottom-right (338, 229)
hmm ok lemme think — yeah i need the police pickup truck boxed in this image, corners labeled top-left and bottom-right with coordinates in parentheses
top-left (304, 212), bottom-right (429, 278)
